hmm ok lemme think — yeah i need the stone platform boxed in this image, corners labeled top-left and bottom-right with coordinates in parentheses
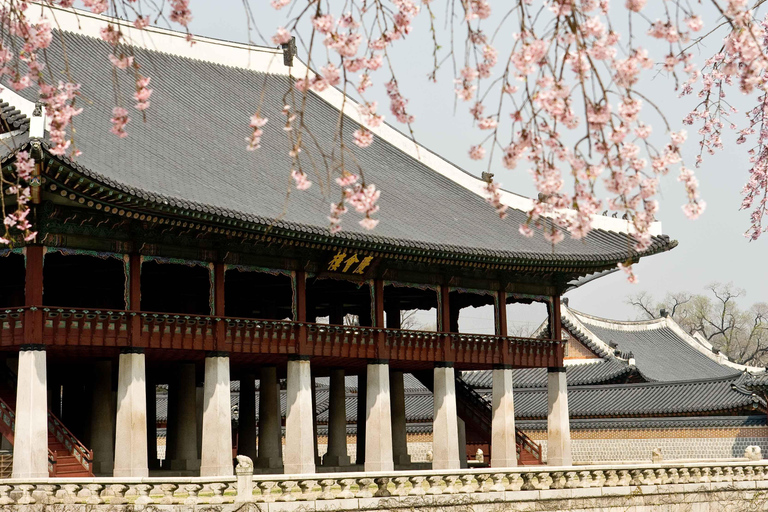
top-left (0, 460), bottom-right (766, 511)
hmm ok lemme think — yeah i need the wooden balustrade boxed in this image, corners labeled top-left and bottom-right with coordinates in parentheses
top-left (0, 307), bottom-right (564, 367)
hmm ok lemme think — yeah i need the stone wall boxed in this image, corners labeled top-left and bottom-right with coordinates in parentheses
top-left (527, 426), bottom-right (768, 463)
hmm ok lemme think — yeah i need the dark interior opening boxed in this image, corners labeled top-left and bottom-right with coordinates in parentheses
top-left (141, 261), bottom-right (210, 315)
top-left (307, 277), bottom-right (372, 326)
top-left (225, 269), bottom-right (293, 320)
top-left (43, 253), bottom-right (125, 309)
top-left (383, 284), bottom-right (438, 330)
top-left (0, 253), bottom-right (24, 307)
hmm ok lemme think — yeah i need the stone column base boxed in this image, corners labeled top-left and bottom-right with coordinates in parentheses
top-left (393, 454), bottom-right (412, 465)
top-left (322, 454), bottom-right (351, 467)
top-left (170, 459), bottom-right (201, 472)
top-left (255, 457), bottom-right (284, 470)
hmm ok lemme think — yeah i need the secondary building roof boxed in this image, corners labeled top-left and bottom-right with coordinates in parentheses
top-left (564, 307), bottom-right (760, 382)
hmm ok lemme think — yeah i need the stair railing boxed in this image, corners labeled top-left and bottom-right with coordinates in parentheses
top-left (0, 395), bottom-right (14, 444)
top-left (454, 375), bottom-right (543, 464)
top-left (47, 412), bottom-right (93, 474)
top-left (0, 392), bottom-right (59, 476)
top-left (515, 427), bottom-right (543, 462)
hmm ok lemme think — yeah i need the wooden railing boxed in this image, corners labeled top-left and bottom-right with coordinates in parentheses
top-left (515, 428), bottom-right (543, 463)
top-left (0, 307), bottom-right (565, 367)
top-left (0, 392), bottom-right (59, 476)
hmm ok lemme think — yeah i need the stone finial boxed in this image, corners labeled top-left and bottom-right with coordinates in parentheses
top-left (236, 454), bottom-right (254, 471)
top-left (426, 450), bottom-right (433, 462)
top-left (281, 37), bottom-right (297, 67)
top-left (651, 448), bottom-right (663, 463)
top-left (745, 446), bottom-right (762, 461)
top-left (475, 449), bottom-right (484, 464)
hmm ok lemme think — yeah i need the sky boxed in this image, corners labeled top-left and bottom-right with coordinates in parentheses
top-left (175, 1), bottom-right (768, 328)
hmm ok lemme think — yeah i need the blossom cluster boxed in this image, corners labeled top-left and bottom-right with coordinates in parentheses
top-left (328, 172), bottom-right (381, 233)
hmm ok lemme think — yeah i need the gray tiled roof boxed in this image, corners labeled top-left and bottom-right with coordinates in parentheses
top-left (517, 415), bottom-right (767, 431)
top-left (510, 374), bottom-right (761, 419)
top-left (11, 30), bottom-right (675, 266)
top-left (155, 372), bottom-right (761, 424)
top-left (460, 358), bottom-right (634, 389)
top-left (575, 316), bottom-right (739, 382)
top-left (0, 100), bottom-right (28, 132)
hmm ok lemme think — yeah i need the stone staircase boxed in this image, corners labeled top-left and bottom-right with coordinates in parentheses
top-left (0, 378), bottom-right (93, 477)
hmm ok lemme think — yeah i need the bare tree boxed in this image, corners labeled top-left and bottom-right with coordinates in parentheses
top-left (627, 283), bottom-right (768, 365)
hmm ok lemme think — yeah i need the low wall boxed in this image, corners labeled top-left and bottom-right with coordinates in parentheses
top-left (1, 460), bottom-right (767, 511)
top-left (523, 422), bottom-right (768, 463)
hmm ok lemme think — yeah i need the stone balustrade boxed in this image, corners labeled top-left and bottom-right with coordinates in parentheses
top-left (0, 460), bottom-right (767, 510)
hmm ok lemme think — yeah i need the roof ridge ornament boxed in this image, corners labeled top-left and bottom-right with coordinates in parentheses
top-left (281, 36), bottom-right (296, 67)
top-left (29, 101), bottom-right (45, 139)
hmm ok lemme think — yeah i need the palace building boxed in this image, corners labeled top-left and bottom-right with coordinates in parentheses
top-left (0, 7), bottom-right (676, 479)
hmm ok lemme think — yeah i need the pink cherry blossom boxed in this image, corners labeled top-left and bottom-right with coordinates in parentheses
top-left (353, 128), bottom-right (374, 147)
top-left (110, 107), bottom-right (130, 138)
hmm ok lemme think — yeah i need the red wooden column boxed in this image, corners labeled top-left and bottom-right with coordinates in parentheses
top-left (551, 295), bottom-right (564, 365)
top-left (295, 270), bottom-right (311, 355)
top-left (496, 290), bottom-right (512, 365)
top-left (213, 263), bottom-right (226, 351)
top-left (24, 246), bottom-right (44, 345)
top-left (128, 254), bottom-right (143, 347)
top-left (438, 285), bottom-right (455, 362)
top-left (372, 279), bottom-right (388, 359)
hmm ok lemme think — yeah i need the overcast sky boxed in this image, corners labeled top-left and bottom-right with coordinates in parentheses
top-left (172, 1), bottom-right (768, 328)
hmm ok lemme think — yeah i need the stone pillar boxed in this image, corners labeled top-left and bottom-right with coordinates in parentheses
top-left (284, 357), bottom-right (315, 474)
top-left (170, 363), bottom-right (200, 471)
top-left (547, 366), bottom-right (572, 466)
top-left (90, 360), bottom-right (115, 476)
top-left (356, 369), bottom-right (366, 465)
top-left (432, 363), bottom-right (460, 470)
top-left (200, 352), bottom-right (233, 476)
top-left (196, 383), bottom-right (204, 455)
top-left (491, 366), bottom-right (517, 467)
top-left (389, 369), bottom-right (411, 465)
top-left (237, 374), bottom-right (257, 461)
top-left (311, 372), bottom-right (320, 465)
top-left (457, 418), bottom-right (467, 469)
top-left (12, 345), bottom-right (48, 478)
top-left (323, 368), bottom-right (350, 467)
top-left (256, 365), bottom-right (282, 469)
top-left (146, 372), bottom-right (158, 470)
top-left (364, 361), bottom-right (393, 471)
top-left (114, 348), bottom-right (148, 477)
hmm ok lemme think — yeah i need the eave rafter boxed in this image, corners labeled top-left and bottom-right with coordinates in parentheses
top-left (2, 141), bottom-right (675, 277)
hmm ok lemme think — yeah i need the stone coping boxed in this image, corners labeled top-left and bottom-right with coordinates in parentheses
top-left (0, 460), bottom-right (766, 507)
